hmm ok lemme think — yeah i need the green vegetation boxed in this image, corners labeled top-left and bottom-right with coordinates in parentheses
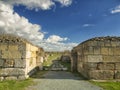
top-left (59, 61), bottom-right (71, 71)
top-left (91, 81), bottom-right (120, 90)
top-left (43, 53), bottom-right (62, 66)
top-left (0, 79), bottom-right (33, 90)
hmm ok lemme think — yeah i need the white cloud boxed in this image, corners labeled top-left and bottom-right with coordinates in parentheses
top-left (111, 5), bottom-right (120, 14)
top-left (0, 1), bottom-right (44, 42)
top-left (46, 35), bottom-right (68, 43)
top-left (4, 0), bottom-right (72, 11)
top-left (83, 24), bottom-right (95, 27)
top-left (38, 41), bottom-right (78, 51)
top-left (54, 0), bottom-right (72, 6)
top-left (0, 1), bottom-right (76, 51)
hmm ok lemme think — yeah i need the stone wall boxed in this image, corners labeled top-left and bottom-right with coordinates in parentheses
top-left (71, 37), bottom-right (120, 80)
top-left (0, 34), bottom-right (44, 81)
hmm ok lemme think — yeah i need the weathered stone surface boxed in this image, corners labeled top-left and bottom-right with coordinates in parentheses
top-left (8, 45), bottom-right (18, 51)
top-left (5, 76), bottom-right (17, 80)
top-left (0, 45), bottom-right (8, 51)
top-left (2, 51), bottom-right (22, 58)
top-left (0, 68), bottom-right (25, 76)
top-left (103, 56), bottom-right (120, 62)
top-left (101, 47), bottom-right (109, 55)
top-left (88, 46), bottom-right (94, 54)
top-left (93, 46), bottom-right (101, 54)
top-left (26, 51), bottom-right (31, 58)
top-left (4, 59), bottom-right (14, 68)
top-left (18, 76), bottom-right (26, 80)
top-left (115, 70), bottom-right (120, 79)
top-left (14, 59), bottom-right (26, 68)
top-left (0, 34), bottom-right (44, 80)
top-left (115, 63), bottom-right (120, 70)
top-left (89, 70), bottom-right (114, 80)
top-left (97, 63), bottom-right (115, 70)
top-left (108, 48), bottom-right (114, 55)
top-left (0, 77), bottom-right (4, 81)
top-left (113, 47), bottom-right (120, 55)
top-left (72, 36), bottom-right (120, 80)
top-left (0, 59), bottom-right (5, 67)
top-left (87, 55), bottom-right (103, 62)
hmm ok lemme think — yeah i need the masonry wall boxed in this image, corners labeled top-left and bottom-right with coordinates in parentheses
top-left (0, 35), bottom-right (44, 81)
top-left (72, 37), bottom-right (120, 80)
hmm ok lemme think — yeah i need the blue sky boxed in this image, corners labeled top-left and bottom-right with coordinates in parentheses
top-left (0, 0), bottom-right (120, 51)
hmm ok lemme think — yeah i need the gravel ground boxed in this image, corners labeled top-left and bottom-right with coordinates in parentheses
top-left (27, 71), bottom-right (103, 90)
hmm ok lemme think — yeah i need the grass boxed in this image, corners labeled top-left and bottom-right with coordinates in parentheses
top-left (91, 81), bottom-right (120, 90)
top-left (43, 53), bottom-right (62, 67)
top-left (59, 61), bottom-right (71, 71)
top-left (0, 78), bottom-right (33, 90)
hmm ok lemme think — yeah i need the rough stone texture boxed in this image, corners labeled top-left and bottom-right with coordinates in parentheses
top-left (71, 36), bottom-right (120, 80)
top-left (0, 34), bottom-right (45, 80)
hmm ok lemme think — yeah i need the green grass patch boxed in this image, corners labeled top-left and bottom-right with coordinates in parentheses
top-left (91, 81), bottom-right (120, 90)
top-left (0, 78), bottom-right (33, 90)
top-left (59, 61), bottom-right (71, 71)
top-left (43, 53), bottom-right (62, 67)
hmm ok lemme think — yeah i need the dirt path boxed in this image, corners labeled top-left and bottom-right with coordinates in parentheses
top-left (27, 71), bottom-right (103, 90)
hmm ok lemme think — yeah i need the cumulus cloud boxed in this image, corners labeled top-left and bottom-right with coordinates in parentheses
top-left (111, 5), bottom-right (120, 14)
top-left (0, 1), bottom-right (44, 42)
top-left (46, 35), bottom-right (68, 43)
top-left (4, 0), bottom-right (72, 11)
top-left (83, 24), bottom-right (95, 27)
top-left (0, 0), bottom-right (77, 51)
top-left (38, 41), bottom-right (78, 51)
top-left (54, 0), bottom-right (72, 6)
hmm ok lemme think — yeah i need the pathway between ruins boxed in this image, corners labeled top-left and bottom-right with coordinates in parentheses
top-left (27, 61), bottom-right (103, 90)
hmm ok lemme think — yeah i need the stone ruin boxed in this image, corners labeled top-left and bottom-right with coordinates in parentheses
top-left (0, 34), bottom-right (44, 81)
top-left (71, 36), bottom-right (120, 80)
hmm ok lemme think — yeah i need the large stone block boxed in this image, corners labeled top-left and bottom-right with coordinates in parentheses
top-left (108, 48), bottom-right (114, 55)
top-left (8, 45), bottom-right (18, 51)
top-left (97, 63), bottom-right (115, 70)
top-left (101, 47), bottom-right (109, 55)
top-left (0, 59), bottom-right (5, 67)
top-left (0, 77), bottom-right (4, 81)
top-left (30, 45), bottom-right (38, 51)
top-left (88, 46), bottom-right (94, 54)
top-left (5, 76), bottom-right (17, 80)
top-left (87, 55), bottom-right (103, 62)
top-left (115, 70), bottom-right (120, 79)
top-left (113, 47), bottom-right (120, 55)
top-left (26, 51), bottom-right (31, 58)
top-left (0, 45), bottom-right (8, 50)
top-left (115, 63), bottom-right (120, 70)
top-left (0, 68), bottom-right (25, 76)
top-left (26, 44), bottom-right (31, 51)
top-left (89, 70), bottom-right (114, 80)
top-left (14, 59), bottom-right (26, 68)
top-left (31, 51), bottom-right (37, 58)
top-left (93, 46), bottom-right (101, 54)
top-left (111, 41), bottom-right (120, 47)
top-left (2, 51), bottom-right (22, 58)
top-left (4, 59), bottom-right (14, 68)
top-left (103, 56), bottom-right (120, 62)
top-left (104, 41), bottom-right (111, 46)
top-left (97, 41), bottom-right (105, 46)
top-left (87, 41), bottom-right (98, 46)
top-left (87, 62), bottom-right (97, 70)
top-left (18, 44), bottom-right (26, 51)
